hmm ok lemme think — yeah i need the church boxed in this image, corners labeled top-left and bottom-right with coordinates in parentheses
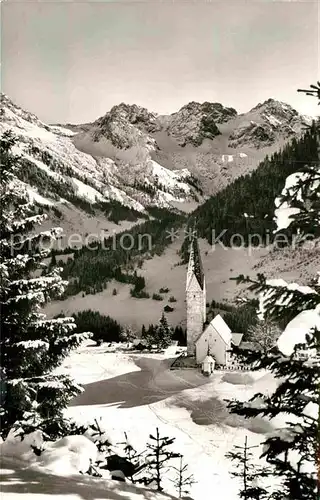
top-left (186, 237), bottom-right (243, 366)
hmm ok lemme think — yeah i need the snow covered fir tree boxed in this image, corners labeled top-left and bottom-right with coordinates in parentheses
top-left (0, 131), bottom-right (88, 438)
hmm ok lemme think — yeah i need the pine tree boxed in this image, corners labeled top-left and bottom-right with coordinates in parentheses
top-left (298, 81), bottom-right (320, 101)
top-left (144, 427), bottom-right (180, 491)
top-left (142, 324), bottom-right (155, 349)
top-left (172, 326), bottom-right (187, 346)
top-left (145, 313), bottom-right (173, 350)
top-left (142, 315), bottom-right (172, 350)
top-left (87, 417), bottom-right (112, 454)
top-left (122, 431), bottom-right (138, 463)
top-left (158, 313), bottom-right (173, 349)
top-left (170, 454), bottom-right (196, 498)
top-left (119, 431), bottom-right (148, 483)
top-left (0, 131), bottom-right (88, 439)
top-left (227, 85), bottom-right (320, 499)
top-left (141, 324), bottom-right (147, 338)
top-left (225, 436), bottom-right (270, 499)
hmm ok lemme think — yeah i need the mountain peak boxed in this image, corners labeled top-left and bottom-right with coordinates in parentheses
top-left (109, 102), bottom-right (157, 118)
top-left (249, 98), bottom-right (297, 115)
top-left (166, 101), bottom-right (237, 147)
top-left (229, 99), bottom-right (310, 149)
top-left (1, 92), bottom-right (49, 130)
top-left (0, 93), bottom-right (200, 216)
top-left (176, 100), bottom-right (237, 119)
top-left (93, 102), bottom-right (161, 146)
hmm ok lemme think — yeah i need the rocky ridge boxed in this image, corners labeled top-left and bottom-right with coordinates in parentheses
top-left (0, 94), bottom-right (200, 218)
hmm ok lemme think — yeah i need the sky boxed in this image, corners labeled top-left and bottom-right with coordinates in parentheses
top-left (2, 0), bottom-right (319, 124)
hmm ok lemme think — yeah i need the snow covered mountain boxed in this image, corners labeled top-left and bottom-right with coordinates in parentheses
top-left (228, 98), bottom-right (312, 149)
top-left (70, 98), bottom-right (311, 197)
top-left (0, 94), bottom-right (200, 220)
top-left (1, 93), bottom-right (312, 219)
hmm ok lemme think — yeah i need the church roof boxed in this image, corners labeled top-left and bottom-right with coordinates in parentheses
top-left (188, 237), bottom-right (205, 290)
top-left (196, 314), bottom-right (232, 345)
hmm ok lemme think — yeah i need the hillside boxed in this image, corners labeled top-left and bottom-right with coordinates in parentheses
top-left (0, 456), bottom-right (182, 500)
top-left (44, 231), bottom-right (319, 331)
top-left (1, 343), bottom-right (282, 500)
top-left (186, 122), bottom-right (319, 246)
top-left (47, 344), bottom-right (282, 499)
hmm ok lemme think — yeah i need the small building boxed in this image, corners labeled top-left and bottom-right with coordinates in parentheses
top-left (222, 154), bottom-right (234, 163)
top-left (201, 355), bottom-right (215, 376)
top-left (195, 314), bottom-right (232, 365)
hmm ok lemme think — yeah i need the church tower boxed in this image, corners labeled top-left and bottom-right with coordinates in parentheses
top-left (186, 237), bottom-right (206, 356)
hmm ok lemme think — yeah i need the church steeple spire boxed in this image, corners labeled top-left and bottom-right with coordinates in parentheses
top-left (186, 227), bottom-right (207, 357)
top-left (190, 236), bottom-right (205, 290)
top-left (186, 227), bottom-right (204, 291)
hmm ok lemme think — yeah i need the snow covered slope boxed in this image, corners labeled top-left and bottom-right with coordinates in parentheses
top-left (0, 94), bottom-right (200, 214)
top-left (0, 456), bottom-right (181, 500)
top-left (54, 345), bottom-right (279, 500)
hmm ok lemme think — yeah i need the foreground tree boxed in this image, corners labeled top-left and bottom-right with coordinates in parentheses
top-left (0, 132), bottom-right (87, 438)
top-left (170, 454), bottom-right (196, 498)
top-left (226, 436), bottom-right (270, 499)
top-left (227, 85), bottom-right (320, 499)
top-left (144, 427), bottom-right (180, 491)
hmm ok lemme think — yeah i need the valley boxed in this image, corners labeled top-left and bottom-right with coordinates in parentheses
top-left (2, 91), bottom-right (315, 332)
top-left (44, 232), bottom-right (320, 330)
top-left (1, 92), bottom-right (312, 226)
top-left (1, 88), bottom-right (318, 500)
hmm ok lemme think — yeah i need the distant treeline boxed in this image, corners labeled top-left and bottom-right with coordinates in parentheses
top-left (55, 309), bottom-right (186, 346)
top-left (72, 310), bottom-right (122, 344)
top-left (207, 299), bottom-right (258, 337)
top-left (141, 324), bottom-right (186, 346)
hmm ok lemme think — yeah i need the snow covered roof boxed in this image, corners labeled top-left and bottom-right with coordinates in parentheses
top-left (202, 355), bottom-right (215, 364)
top-left (196, 314), bottom-right (232, 345)
top-left (231, 333), bottom-right (243, 347)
